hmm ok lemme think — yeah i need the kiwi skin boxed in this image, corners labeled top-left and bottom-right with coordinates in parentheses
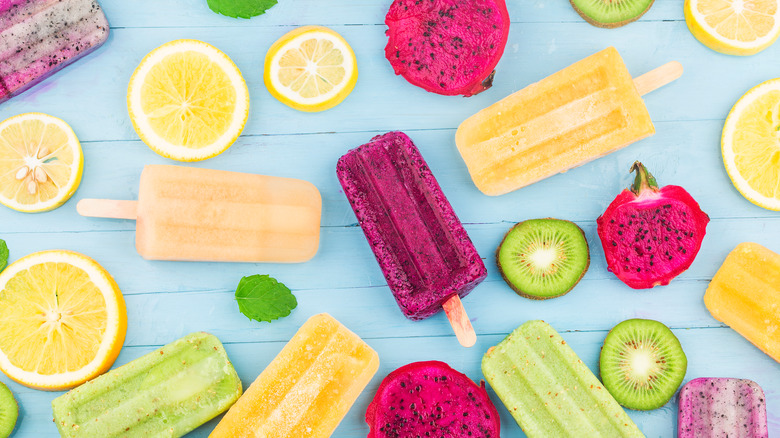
top-left (496, 218), bottom-right (590, 300)
top-left (570, 0), bottom-right (655, 29)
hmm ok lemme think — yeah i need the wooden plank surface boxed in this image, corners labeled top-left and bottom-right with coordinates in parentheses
top-left (0, 0), bottom-right (778, 436)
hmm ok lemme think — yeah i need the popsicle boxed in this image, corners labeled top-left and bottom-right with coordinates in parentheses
top-left (455, 47), bottom-right (683, 196)
top-left (52, 332), bottom-right (242, 437)
top-left (1, 0), bottom-right (110, 103)
top-left (336, 131), bottom-right (487, 347)
top-left (705, 242), bottom-right (780, 362)
top-left (210, 313), bottom-right (379, 438)
top-left (77, 164), bottom-right (322, 263)
top-left (678, 377), bottom-right (768, 438)
top-left (482, 320), bottom-right (644, 437)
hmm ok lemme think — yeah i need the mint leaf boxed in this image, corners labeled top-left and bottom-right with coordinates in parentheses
top-left (207, 0), bottom-right (278, 19)
top-left (235, 275), bottom-right (297, 323)
top-left (0, 240), bottom-right (7, 273)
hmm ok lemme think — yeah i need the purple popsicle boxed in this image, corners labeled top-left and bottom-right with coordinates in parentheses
top-left (336, 132), bottom-right (486, 344)
top-left (678, 377), bottom-right (768, 438)
top-left (0, 0), bottom-right (109, 104)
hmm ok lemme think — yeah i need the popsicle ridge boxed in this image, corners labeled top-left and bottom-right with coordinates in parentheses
top-left (336, 132), bottom-right (487, 320)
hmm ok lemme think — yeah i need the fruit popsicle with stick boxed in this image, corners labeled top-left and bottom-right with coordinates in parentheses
top-left (77, 165), bottom-right (322, 263)
top-left (336, 131), bottom-right (487, 347)
top-left (678, 377), bottom-right (768, 438)
top-left (456, 46), bottom-right (683, 196)
top-left (1, 0), bottom-right (110, 103)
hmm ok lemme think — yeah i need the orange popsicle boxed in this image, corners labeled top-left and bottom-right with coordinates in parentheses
top-left (78, 165), bottom-right (322, 263)
top-left (456, 47), bottom-right (681, 196)
top-left (705, 242), bottom-right (780, 362)
top-left (210, 313), bottom-right (379, 437)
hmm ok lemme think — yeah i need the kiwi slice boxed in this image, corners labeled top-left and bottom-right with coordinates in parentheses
top-left (496, 218), bottom-right (589, 299)
top-left (600, 319), bottom-right (687, 410)
top-left (570, 0), bottom-right (655, 28)
top-left (0, 382), bottom-right (17, 438)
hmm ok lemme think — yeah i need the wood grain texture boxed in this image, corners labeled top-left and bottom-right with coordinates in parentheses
top-left (0, 0), bottom-right (777, 436)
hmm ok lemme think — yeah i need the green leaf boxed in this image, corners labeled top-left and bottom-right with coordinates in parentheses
top-left (206, 0), bottom-right (278, 19)
top-left (0, 240), bottom-right (7, 273)
top-left (235, 274), bottom-right (297, 323)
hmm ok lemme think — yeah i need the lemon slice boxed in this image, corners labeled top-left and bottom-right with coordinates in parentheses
top-left (127, 39), bottom-right (249, 162)
top-left (685, 0), bottom-right (780, 55)
top-left (0, 113), bottom-right (83, 213)
top-left (264, 26), bottom-right (358, 112)
top-left (0, 250), bottom-right (126, 390)
top-left (722, 78), bottom-right (780, 210)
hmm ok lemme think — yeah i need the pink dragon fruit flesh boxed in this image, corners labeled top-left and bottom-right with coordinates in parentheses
top-left (366, 361), bottom-right (500, 438)
top-left (597, 162), bottom-right (709, 289)
top-left (384, 0), bottom-right (510, 97)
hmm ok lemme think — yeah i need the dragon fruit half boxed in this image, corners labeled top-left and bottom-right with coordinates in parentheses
top-left (366, 361), bottom-right (500, 438)
top-left (384, 0), bottom-right (510, 97)
top-left (597, 162), bottom-right (709, 289)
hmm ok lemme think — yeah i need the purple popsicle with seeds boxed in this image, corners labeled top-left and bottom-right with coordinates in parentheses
top-left (0, 0), bottom-right (109, 103)
top-left (337, 131), bottom-right (487, 347)
top-left (678, 377), bottom-right (768, 438)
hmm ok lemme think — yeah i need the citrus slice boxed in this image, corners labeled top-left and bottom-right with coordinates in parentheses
top-left (127, 39), bottom-right (249, 162)
top-left (685, 0), bottom-right (780, 55)
top-left (0, 113), bottom-right (83, 213)
top-left (264, 26), bottom-right (358, 112)
top-left (722, 78), bottom-right (780, 210)
top-left (0, 250), bottom-right (126, 390)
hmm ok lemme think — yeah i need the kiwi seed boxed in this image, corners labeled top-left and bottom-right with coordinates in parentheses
top-left (496, 218), bottom-right (590, 300)
top-left (599, 319), bottom-right (687, 410)
top-left (570, 0), bottom-right (655, 28)
top-left (0, 381), bottom-right (17, 438)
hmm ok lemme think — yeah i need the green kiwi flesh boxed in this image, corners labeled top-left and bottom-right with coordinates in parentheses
top-left (496, 218), bottom-right (589, 299)
top-left (0, 382), bottom-right (17, 438)
top-left (600, 319), bottom-right (687, 410)
top-left (570, 0), bottom-right (655, 28)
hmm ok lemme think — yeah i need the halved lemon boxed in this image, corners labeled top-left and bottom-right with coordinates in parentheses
top-left (264, 26), bottom-right (358, 112)
top-left (685, 0), bottom-right (780, 55)
top-left (0, 113), bottom-right (83, 213)
top-left (127, 39), bottom-right (249, 162)
top-left (722, 78), bottom-right (780, 210)
top-left (0, 250), bottom-right (126, 390)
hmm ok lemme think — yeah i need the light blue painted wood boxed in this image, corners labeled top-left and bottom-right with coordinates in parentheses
top-left (0, 0), bottom-right (777, 437)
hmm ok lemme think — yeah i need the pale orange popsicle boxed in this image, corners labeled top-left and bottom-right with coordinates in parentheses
top-left (456, 47), bottom-right (681, 196)
top-left (705, 242), bottom-right (780, 362)
top-left (210, 313), bottom-right (379, 438)
top-left (77, 165), bottom-right (321, 263)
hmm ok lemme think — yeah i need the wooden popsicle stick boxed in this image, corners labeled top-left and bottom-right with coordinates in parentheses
top-left (77, 199), bottom-right (139, 220)
top-left (442, 294), bottom-right (476, 348)
top-left (633, 61), bottom-right (683, 96)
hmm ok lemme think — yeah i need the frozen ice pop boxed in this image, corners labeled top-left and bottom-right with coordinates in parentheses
top-left (77, 164), bottom-right (322, 263)
top-left (0, 0), bottom-right (109, 103)
top-left (678, 377), bottom-right (768, 438)
top-left (482, 320), bottom-right (644, 437)
top-left (456, 47), bottom-right (682, 196)
top-left (210, 313), bottom-right (379, 438)
top-left (336, 131), bottom-right (487, 347)
top-left (705, 242), bottom-right (780, 362)
top-left (52, 332), bottom-right (242, 437)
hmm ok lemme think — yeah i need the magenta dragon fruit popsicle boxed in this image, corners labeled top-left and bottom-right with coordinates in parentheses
top-left (336, 131), bottom-right (487, 347)
top-left (678, 377), bottom-right (768, 438)
top-left (0, 0), bottom-right (109, 103)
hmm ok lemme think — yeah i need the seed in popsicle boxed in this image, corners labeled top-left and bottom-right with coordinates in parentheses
top-left (570, 0), bottom-right (655, 28)
top-left (496, 218), bottom-right (590, 300)
top-left (599, 319), bottom-right (687, 410)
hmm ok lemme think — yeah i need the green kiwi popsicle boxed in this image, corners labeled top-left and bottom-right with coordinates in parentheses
top-left (481, 320), bottom-right (644, 437)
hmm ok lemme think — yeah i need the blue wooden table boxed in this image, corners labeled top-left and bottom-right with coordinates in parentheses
top-left (1, 0), bottom-right (778, 436)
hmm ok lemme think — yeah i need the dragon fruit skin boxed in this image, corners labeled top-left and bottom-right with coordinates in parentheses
top-left (597, 162), bottom-right (710, 289)
top-left (366, 361), bottom-right (500, 438)
top-left (678, 377), bottom-right (768, 438)
top-left (0, 0), bottom-right (110, 104)
top-left (384, 0), bottom-right (510, 97)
